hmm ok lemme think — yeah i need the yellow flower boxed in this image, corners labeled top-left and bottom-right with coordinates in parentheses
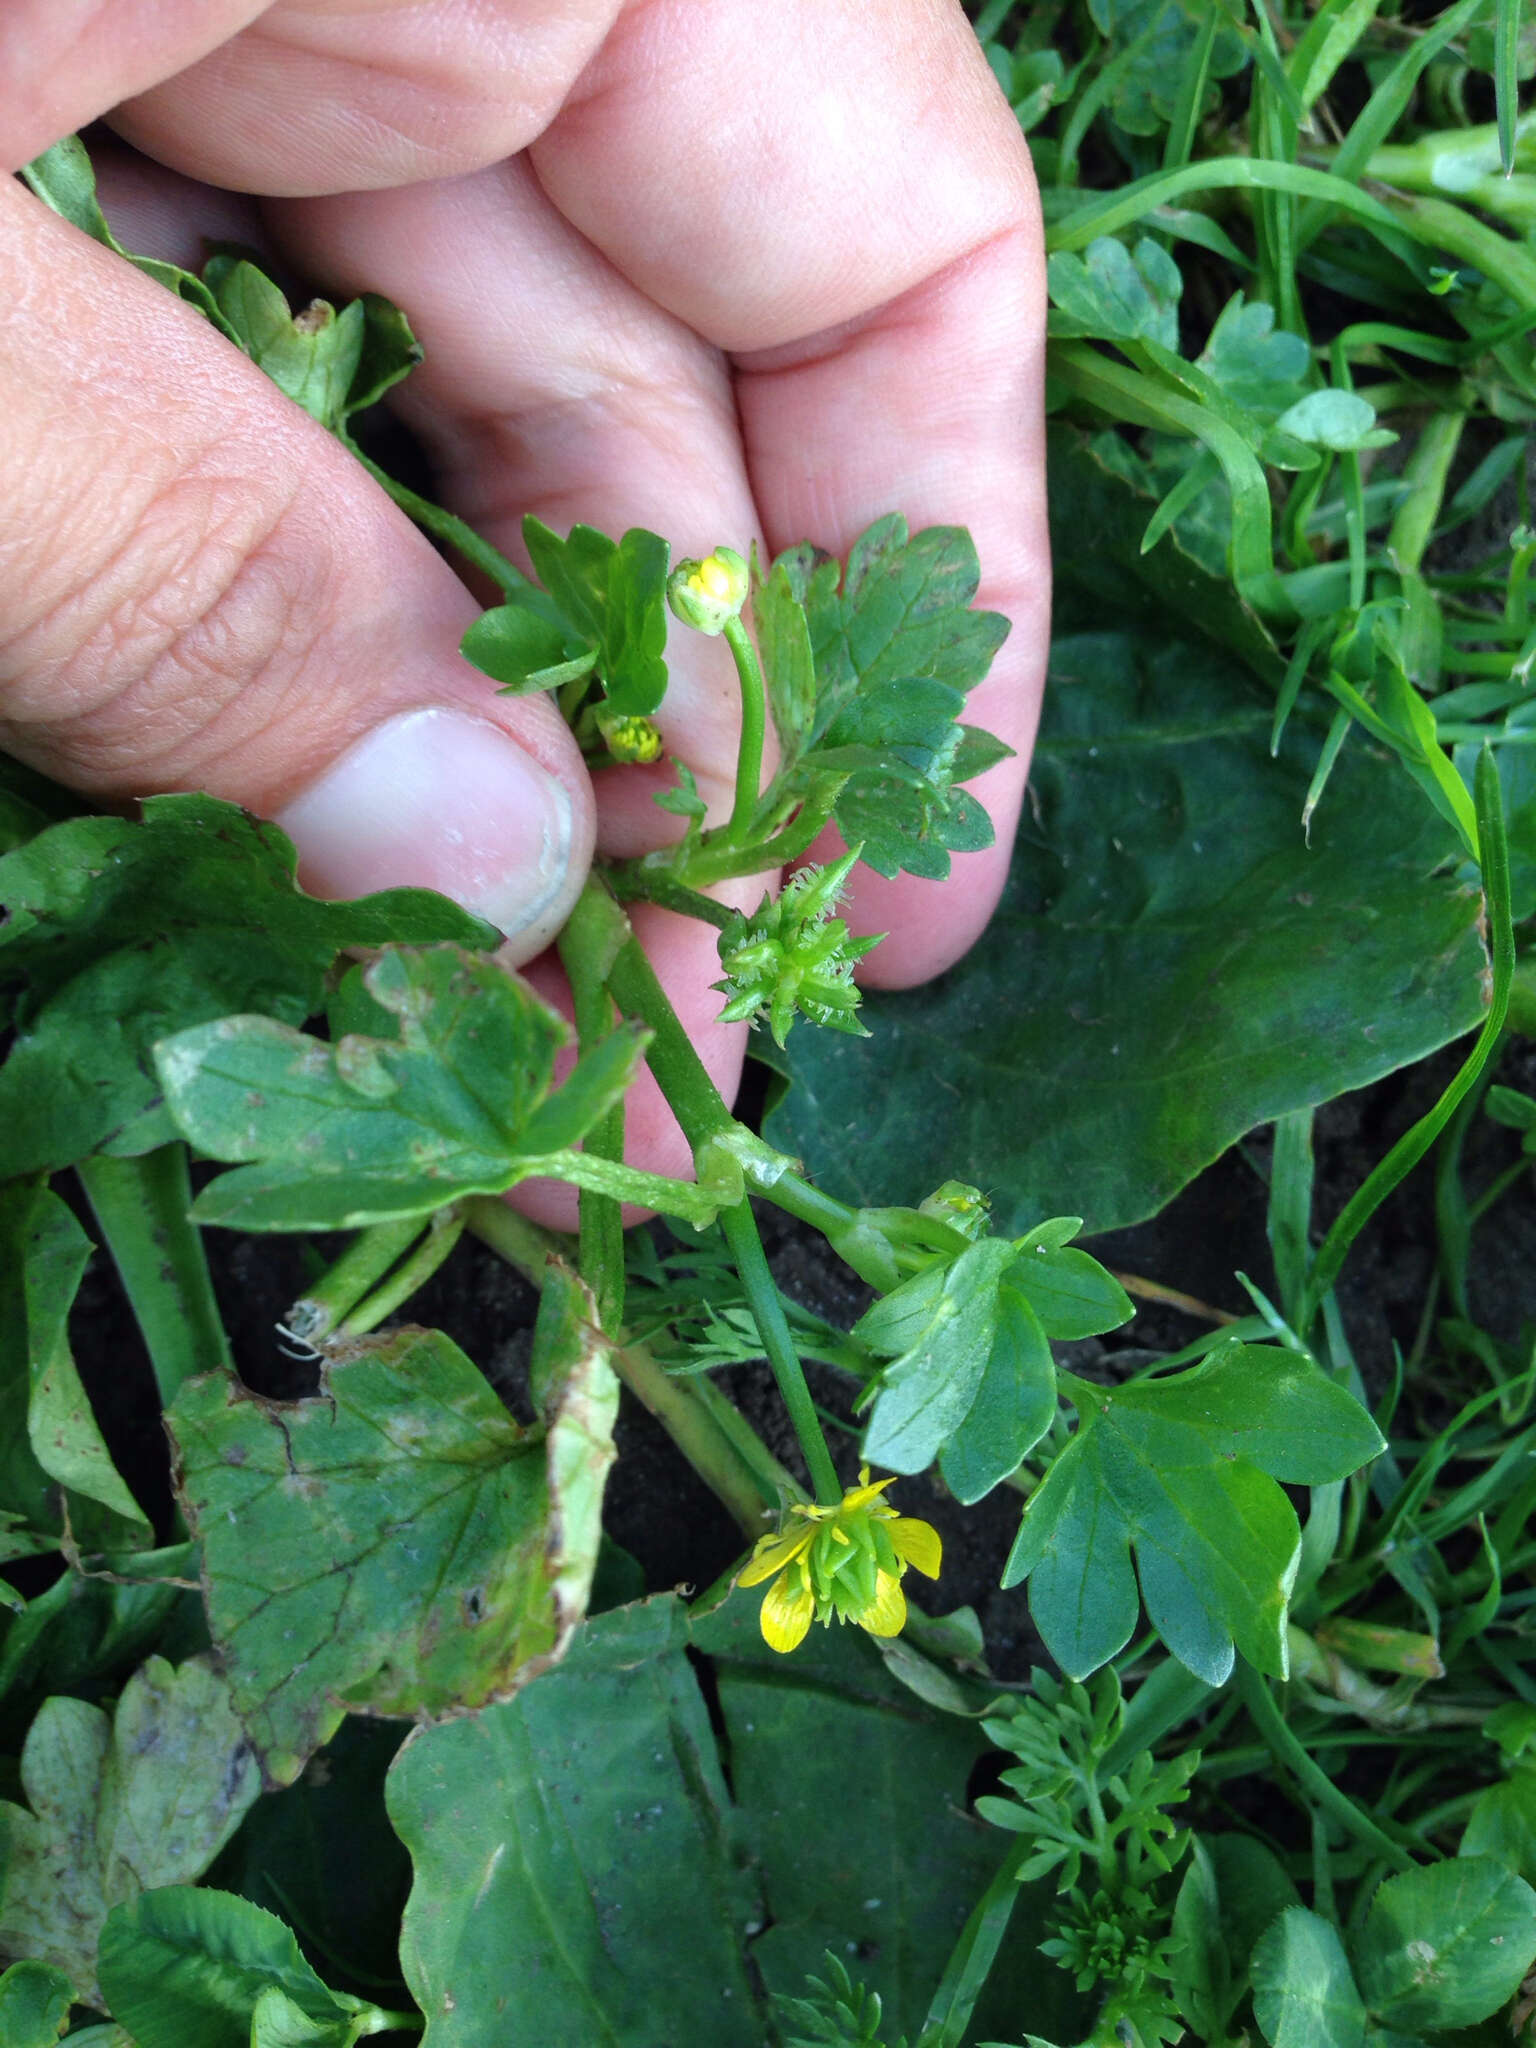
top-left (738, 1466), bottom-right (942, 1654)
top-left (596, 710), bottom-right (663, 763)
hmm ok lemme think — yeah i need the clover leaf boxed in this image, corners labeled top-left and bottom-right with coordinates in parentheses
top-left (1003, 1345), bottom-right (1386, 1684)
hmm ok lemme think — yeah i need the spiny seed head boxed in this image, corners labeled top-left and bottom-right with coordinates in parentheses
top-left (713, 848), bottom-right (884, 1046)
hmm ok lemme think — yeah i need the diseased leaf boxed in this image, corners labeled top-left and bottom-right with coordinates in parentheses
top-left (1002, 1345), bottom-right (1385, 1681)
top-left (766, 614), bottom-right (1486, 1237)
top-left (97, 1888), bottom-right (368, 2048)
top-left (1355, 1858), bottom-right (1536, 2032)
top-left (1251, 1907), bottom-right (1368, 2048)
top-left (0, 1659), bottom-right (260, 2002)
top-left (157, 945), bottom-right (648, 1231)
top-left (387, 1598), bottom-right (769, 2047)
top-left (0, 795), bottom-right (494, 1175)
top-left (202, 258), bottom-right (366, 432)
top-left (168, 1313), bottom-right (617, 1786)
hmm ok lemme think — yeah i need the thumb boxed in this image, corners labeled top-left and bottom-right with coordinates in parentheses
top-left (0, 177), bottom-right (594, 960)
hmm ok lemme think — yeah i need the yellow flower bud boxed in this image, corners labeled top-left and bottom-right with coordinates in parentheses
top-left (597, 710), bottom-right (664, 764)
top-left (667, 546), bottom-right (749, 635)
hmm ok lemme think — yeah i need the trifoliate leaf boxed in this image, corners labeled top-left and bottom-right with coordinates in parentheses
top-left (1251, 1908), bottom-right (1367, 2048)
top-left (156, 944), bottom-right (648, 1231)
top-left (1047, 235), bottom-right (1184, 350)
top-left (1085, 0), bottom-right (1249, 135)
top-left (0, 1659), bottom-right (260, 2003)
top-left (857, 1240), bottom-right (1048, 1491)
top-left (1002, 1345), bottom-right (1386, 1682)
top-left (1354, 1859), bottom-right (1536, 2033)
top-left (1275, 389), bottom-right (1397, 452)
top-left (0, 795), bottom-right (494, 1175)
top-left (1197, 294), bottom-right (1312, 419)
top-left (168, 1309), bottom-right (617, 1786)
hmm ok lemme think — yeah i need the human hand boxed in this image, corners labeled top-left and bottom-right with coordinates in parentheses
top-left (1, 1), bottom-right (1047, 1215)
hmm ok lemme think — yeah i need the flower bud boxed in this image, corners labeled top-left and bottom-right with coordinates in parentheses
top-left (667, 547), bottom-right (749, 635)
top-left (596, 710), bottom-right (663, 764)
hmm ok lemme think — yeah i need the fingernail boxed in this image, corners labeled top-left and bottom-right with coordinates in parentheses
top-left (276, 708), bottom-right (576, 945)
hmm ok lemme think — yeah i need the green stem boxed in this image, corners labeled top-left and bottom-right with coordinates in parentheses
top-left (721, 1199), bottom-right (841, 1506)
top-left (606, 872), bottom-right (736, 929)
top-left (1235, 1664), bottom-right (1416, 1870)
top-left (290, 1217), bottom-right (425, 1344)
top-left (338, 1208), bottom-right (465, 1337)
top-left (722, 613), bottom-right (767, 848)
top-left (557, 879), bottom-right (633, 1333)
top-left (463, 1197), bottom-right (782, 1537)
top-left (348, 446), bottom-right (535, 601)
top-left (1388, 410), bottom-right (1466, 575)
top-left (76, 1146), bottom-right (232, 1406)
top-left (603, 929), bottom-right (841, 1503)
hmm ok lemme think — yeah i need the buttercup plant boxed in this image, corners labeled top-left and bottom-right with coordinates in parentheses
top-left (10, 4), bottom-right (1536, 2033)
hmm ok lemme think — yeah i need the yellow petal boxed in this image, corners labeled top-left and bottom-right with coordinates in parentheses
top-left (858, 1570), bottom-right (908, 1639)
top-left (888, 1515), bottom-right (943, 1580)
top-left (738, 1526), bottom-right (814, 1587)
top-left (760, 1571), bottom-right (816, 1653)
top-left (841, 1474), bottom-right (898, 1514)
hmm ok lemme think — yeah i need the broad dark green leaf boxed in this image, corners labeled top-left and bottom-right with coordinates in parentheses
top-left (0, 1184), bottom-right (146, 1542)
top-left (387, 1598), bottom-right (769, 2047)
top-left (0, 1659), bottom-right (260, 2002)
top-left (1251, 1907), bottom-right (1368, 2048)
top-left (97, 1889), bottom-right (363, 2048)
top-left (158, 945), bottom-right (647, 1230)
top-left (767, 613), bottom-right (1486, 1236)
top-left (0, 1959), bottom-right (73, 2047)
top-left (692, 1588), bottom-right (1080, 2048)
top-left (1002, 1345), bottom-right (1384, 1681)
top-left (1355, 1858), bottom-right (1536, 2032)
top-left (460, 600), bottom-right (593, 694)
top-left (0, 795), bottom-right (494, 1174)
top-left (169, 1314), bottom-right (617, 1787)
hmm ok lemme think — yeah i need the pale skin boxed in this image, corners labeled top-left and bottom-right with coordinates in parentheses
top-left (0, 0), bottom-right (1049, 1225)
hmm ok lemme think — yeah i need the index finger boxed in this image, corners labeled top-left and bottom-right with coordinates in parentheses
top-left (531, 0), bottom-right (1047, 985)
